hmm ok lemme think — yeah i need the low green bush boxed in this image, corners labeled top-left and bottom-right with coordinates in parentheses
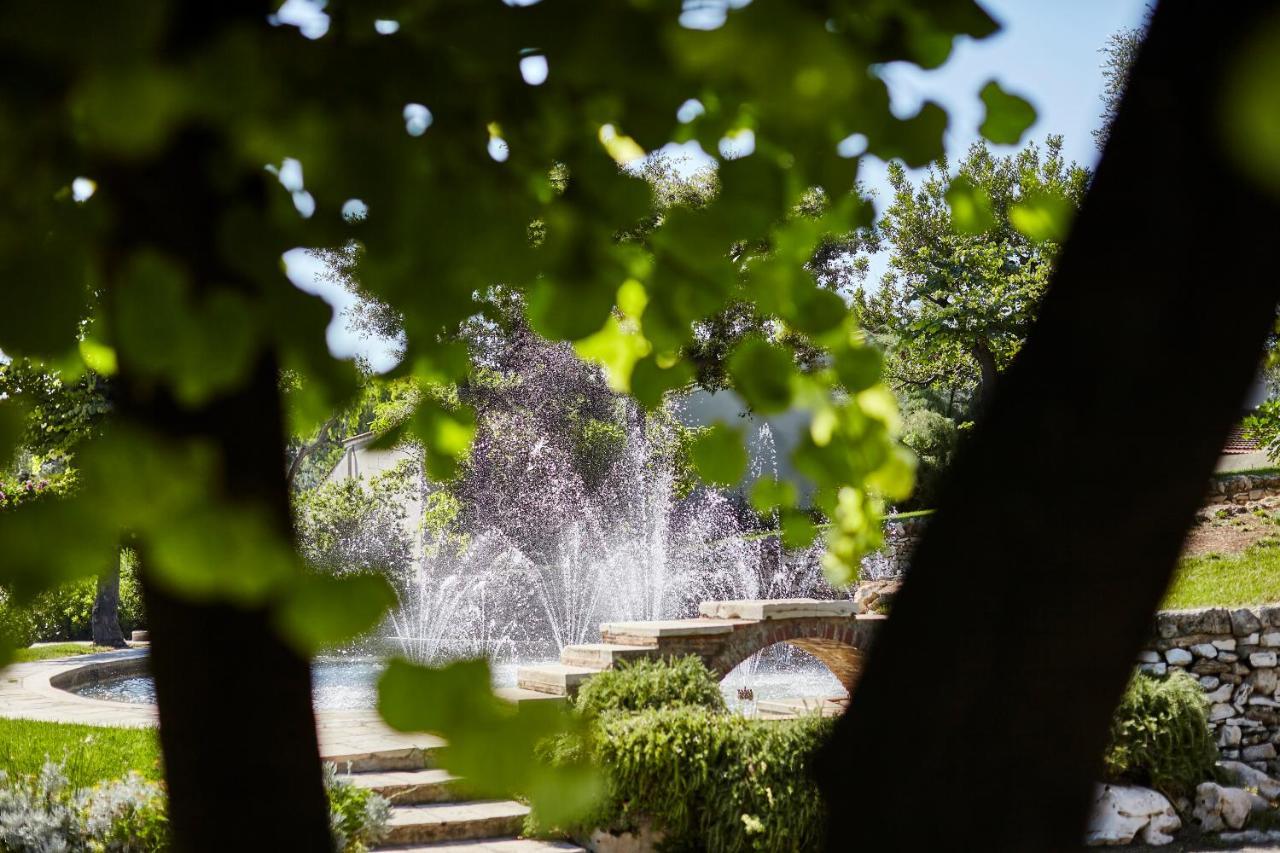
top-left (325, 763), bottom-right (391, 853)
top-left (537, 657), bottom-right (830, 852)
top-left (573, 655), bottom-right (727, 717)
top-left (1104, 671), bottom-right (1216, 799)
top-left (588, 708), bottom-right (832, 852)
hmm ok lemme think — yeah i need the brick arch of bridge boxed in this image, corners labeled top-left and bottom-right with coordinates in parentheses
top-left (698, 616), bottom-right (881, 694)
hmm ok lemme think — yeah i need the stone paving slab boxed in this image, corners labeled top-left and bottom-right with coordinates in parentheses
top-left (381, 841), bottom-right (582, 852)
top-left (598, 618), bottom-right (748, 638)
top-left (698, 598), bottom-right (856, 620)
top-left (385, 801), bottom-right (529, 846)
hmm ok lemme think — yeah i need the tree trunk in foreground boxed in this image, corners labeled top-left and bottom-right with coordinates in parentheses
top-left (819, 2), bottom-right (1280, 849)
top-left (127, 360), bottom-right (330, 852)
top-left (90, 566), bottom-right (126, 648)
top-left (101, 7), bottom-right (333, 839)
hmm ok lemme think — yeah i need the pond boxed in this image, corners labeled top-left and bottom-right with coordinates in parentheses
top-left (71, 653), bottom-right (844, 714)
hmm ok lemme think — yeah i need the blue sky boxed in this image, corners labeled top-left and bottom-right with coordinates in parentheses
top-left (289, 0), bottom-right (1151, 372)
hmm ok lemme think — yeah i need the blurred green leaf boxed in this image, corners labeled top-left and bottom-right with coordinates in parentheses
top-left (690, 422), bottom-right (747, 486)
top-left (780, 509), bottom-right (818, 550)
top-left (276, 573), bottom-right (396, 655)
top-left (945, 176), bottom-right (995, 234)
top-left (1009, 193), bottom-right (1073, 242)
top-left (833, 344), bottom-right (883, 393)
top-left (978, 81), bottom-right (1036, 146)
top-left (72, 66), bottom-right (185, 156)
top-left (1223, 14), bottom-right (1280, 194)
top-left (630, 357), bottom-right (694, 410)
top-left (750, 476), bottom-right (797, 513)
top-left (378, 658), bottom-right (601, 826)
top-left (727, 339), bottom-right (793, 414)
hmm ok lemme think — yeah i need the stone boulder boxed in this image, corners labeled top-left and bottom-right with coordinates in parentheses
top-left (1192, 782), bottom-right (1261, 832)
top-left (1084, 784), bottom-right (1181, 846)
top-left (851, 579), bottom-right (900, 615)
top-left (1218, 760), bottom-right (1280, 801)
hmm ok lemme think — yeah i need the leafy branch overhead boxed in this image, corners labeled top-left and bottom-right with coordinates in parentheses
top-left (0, 0), bottom-right (1023, 818)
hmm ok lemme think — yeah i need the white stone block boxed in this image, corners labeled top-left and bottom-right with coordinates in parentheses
top-left (1251, 652), bottom-right (1278, 668)
top-left (1191, 643), bottom-right (1219, 659)
top-left (1166, 648), bottom-right (1194, 666)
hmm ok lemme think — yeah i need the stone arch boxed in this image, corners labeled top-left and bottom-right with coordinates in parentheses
top-left (703, 616), bottom-right (878, 694)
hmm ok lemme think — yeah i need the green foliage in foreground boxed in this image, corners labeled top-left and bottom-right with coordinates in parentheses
top-left (1104, 672), bottom-right (1216, 800)
top-left (1164, 541), bottom-right (1280, 609)
top-left (535, 657), bottom-right (831, 852)
top-left (574, 656), bottom-right (727, 718)
top-left (0, 719), bottom-right (163, 787)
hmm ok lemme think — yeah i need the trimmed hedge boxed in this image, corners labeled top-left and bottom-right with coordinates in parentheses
top-left (1104, 671), bottom-right (1217, 799)
top-left (574, 655), bottom-right (727, 717)
top-left (589, 707), bottom-right (831, 852)
top-left (535, 656), bottom-right (830, 852)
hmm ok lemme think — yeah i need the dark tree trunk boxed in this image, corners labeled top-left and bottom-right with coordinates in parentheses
top-left (90, 564), bottom-right (127, 648)
top-left (96, 5), bottom-right (332, 848)
top-left (818, 2), bottom-right (1280, 850)
top-left (971, 338), bottom-right (999, 413)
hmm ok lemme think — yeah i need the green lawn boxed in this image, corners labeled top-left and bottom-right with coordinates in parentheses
top-left (0, 718), bottom-right (161, 786)
top-left (11, 643), bottom-right (118, 663)
top-left (1164, 540), bottom-right (1280, 609)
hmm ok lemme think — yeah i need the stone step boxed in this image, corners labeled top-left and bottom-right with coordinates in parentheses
top-left (324, 746), bottom-right (437, 774)
top-left (376, 839), bottom-right (583, 851)
top-left (559, 643), bottom-right (655, 669)
top-left (516, 664), bottom-right (598, 696)
top-left (493, 687), bottom-right (568, 706)
top-left (383, 801), bottom-right (530, 846)
top-left (698, 598), bottom-right (855, 620)
top-left (343, 768), bottom-right (460, 805)
top-left (754, 695), bottom-right (848, 720)
top-left (598, 618), bottom-right (746, 646)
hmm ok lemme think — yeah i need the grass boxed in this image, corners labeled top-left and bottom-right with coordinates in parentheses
top-left (1163, 539), bottom-right (1280, 609)
top-left (0, 718), bottom-right (162, 786)
top-left (11, 643), bottom-right (118, 663)
top-left (1213, 465), bottom-right (1280, 479)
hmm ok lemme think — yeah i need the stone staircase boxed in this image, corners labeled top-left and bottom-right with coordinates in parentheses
top-left (328, 746), bottom-right (582, 852)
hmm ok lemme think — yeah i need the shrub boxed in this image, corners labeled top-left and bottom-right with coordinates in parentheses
top-left (574, 707), bottom-right (832, 852)
top-left (5, 550), bottom-right (146, 645)
top-left (0, 762), bottom-right (168, 852)
top-left (899, 406), bottom-right (957, 509)
top-left (326, 764), bottom-right (390, 853)
top-left (0, 589), bottom-right (37, 650)
top-left (574, 656), bottom-right (727, 717)
top-left (1104, 671), bottom-right (1217, 799)
top-left (537, 657), bottom-right (830, 852)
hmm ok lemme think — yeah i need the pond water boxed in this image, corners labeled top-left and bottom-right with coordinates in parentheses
top-left (71, 653), bottom-right (844, 714)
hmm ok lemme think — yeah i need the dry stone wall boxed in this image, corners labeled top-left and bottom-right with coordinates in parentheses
top-left (1142, 606), bottom-right (1280, 772)
top-left (1207, 472), bottom-right (1280, 505)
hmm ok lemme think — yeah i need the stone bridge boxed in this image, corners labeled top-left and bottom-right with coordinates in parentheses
top-left (516, 599), bottom-right (884, 698)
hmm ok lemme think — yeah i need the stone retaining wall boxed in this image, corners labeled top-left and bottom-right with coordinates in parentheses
top-left (1142, 606), bottom-right (1280, 773)
top-left (1207, 472), bottom-right (1280, 505)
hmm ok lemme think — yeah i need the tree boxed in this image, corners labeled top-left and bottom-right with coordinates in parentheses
top-left (0, 357), bottom-right (125, 647)
top-left (855, 137), bottom-right (1089, 410)
top-left (818, 2), bottom-right (1280, 847)
top-left (1095, 8), bottom-right (1151, 150)
top-left (4, 1), bottom-right (995, 845)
